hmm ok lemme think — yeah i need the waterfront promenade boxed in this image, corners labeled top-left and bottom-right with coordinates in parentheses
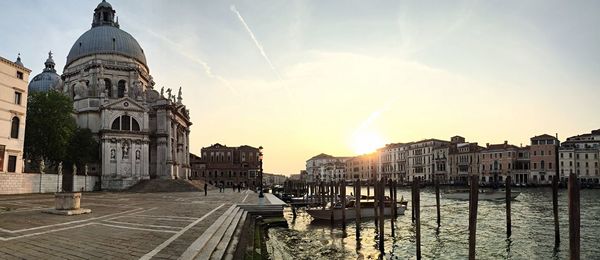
top-left (0, 189), bottom-right (268, 259)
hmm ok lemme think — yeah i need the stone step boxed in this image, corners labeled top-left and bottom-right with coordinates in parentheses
top-left (179, 205), bottom-right (237, 260)
top-left (224, 211), bottom-right (247, 260)
top-left (210, 208), bottom-right (245, 260)
top-left (195, 206), bottom-right (241, 259)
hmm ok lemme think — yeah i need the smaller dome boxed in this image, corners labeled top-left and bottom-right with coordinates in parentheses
top-left (29, 51), bottom-right (61, 93)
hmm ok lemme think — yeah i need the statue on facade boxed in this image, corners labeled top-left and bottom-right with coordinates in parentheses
top-left (73, 164), bottom-right (77, 176)
top-left (74, 80), bottom-right (87, 98)
top-left (98, 64), bottom-right (105, 77)
top-left (177, 87), bottom-right (182, 103)
top-left (98, 78), bottom-right (106, 97)
top-left (39, 160), bottom-right (45, 174)
top-left (166, 88), bottom-right (172, 100)
top-left (160, 86), bottom-right (164, 97)
top-left (133, 81), bottom-right (143, 100)
top-left (122, 141), bottom-right (130, 159)
top-left (57, 162), bottom-right (63, 175)
top-left (110, 149), bottom-right (116, 159)
top-left (135, 150), bottom-right (140, 160)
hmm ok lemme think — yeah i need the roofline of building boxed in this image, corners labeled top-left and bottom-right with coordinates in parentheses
top-left (0, 56), bottom-right (31, 73)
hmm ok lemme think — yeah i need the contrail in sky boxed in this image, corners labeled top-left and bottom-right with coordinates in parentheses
top-left (230, 5), bottom-right (282, 81)
top-left (145, 29), bottom-right (239, 95)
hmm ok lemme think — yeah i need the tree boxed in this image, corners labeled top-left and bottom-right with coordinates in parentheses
top-left (24, 91), bottom-right (77, 164)
top-left (66, 128), bottom-right (99, 166)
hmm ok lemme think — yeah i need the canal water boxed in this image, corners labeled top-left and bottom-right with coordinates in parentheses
top-left (266, 187), bottom-right (600, 259)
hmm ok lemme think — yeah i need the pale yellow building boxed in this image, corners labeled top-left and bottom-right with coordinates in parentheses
top-left (0, 55), bottom-right (31, 174)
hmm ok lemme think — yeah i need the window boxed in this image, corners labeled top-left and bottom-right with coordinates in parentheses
top-left (7, 156), bottom-right (17, 172)
top-left (14, 92), bottom-right (21, 105)
top-left (541, 160), bottom-right (545, 170)
top-left (549, 162), bottom-right (552, 169)
top-left (16, 71), bottom-right (23, 80)
top-left (541, 151), bottom-right (544, 156)
top-left (104, 79), bottom-right (112, 97)
top-left (10, 117), bottom-right (19, 138)
top-left (111, 115), bottom-right (140, 131)
top-left (117, 80), bottom-right (126, 98)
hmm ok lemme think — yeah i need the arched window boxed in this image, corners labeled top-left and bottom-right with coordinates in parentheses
top-left (117, 80), bottom-right (126, 98)
top-left (10, 117), bottom-right (19, 138)
top-left (111, 115), bottom-right (141, 131)
top-left (121, 115), bottom-right (131, 131)
top-left (104, 79), bottom-right (112, 97)
top-left (132, 119), bottom-right (140, 131)
top-left (111, 117), bottom-right (120, 130)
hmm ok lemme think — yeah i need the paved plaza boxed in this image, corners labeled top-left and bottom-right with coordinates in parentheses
top-left (0, 189), bottom-right (260, 259)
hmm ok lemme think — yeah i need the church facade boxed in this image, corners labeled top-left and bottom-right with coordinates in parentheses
top-left (28, 0), bottom-right (192, 190)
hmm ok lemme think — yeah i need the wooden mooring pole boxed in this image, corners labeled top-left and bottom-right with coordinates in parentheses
top-left (378, 179), bottom-right (385, 253)
top-left (330, 181), bottom-right (335, 226)
top-left (374, 178), bottom-right (379, 230)
top-left (321, 181), bottom-right (325, 210)
top-left (415, 177), bottom-right (421, 260)
top-left (506, 175), bottom-right (511, 238)
top-left (552, 174), bottom-right (560, 248)
top-left (568, 173), bottom-right (580, 260)
top-left (355, 179), bottom-right (361, 240)
top-left (411, 179), bottom-right (415, 223)
top-left (435, 177), bottom-right (441, 228)
top-left (468, 174), bottom-right (479, 260)
top-left (341, 181), bottom-right (346, 229)
top-left (390, 179), bottom-right (396, 237)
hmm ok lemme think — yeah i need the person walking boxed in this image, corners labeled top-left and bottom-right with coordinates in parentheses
top-left (204, 183), bottom-right (208, 196)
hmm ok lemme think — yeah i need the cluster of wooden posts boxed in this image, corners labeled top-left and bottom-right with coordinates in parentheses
top-left (286, 172), bottom-right (581, 260)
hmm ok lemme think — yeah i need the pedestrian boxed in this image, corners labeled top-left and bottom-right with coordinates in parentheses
top-left (233, 184), bottom-right (236, 192)
top-left (204, 183), bottom-right (208, 196)
top-left (238, 184), bottom-right (241, 192)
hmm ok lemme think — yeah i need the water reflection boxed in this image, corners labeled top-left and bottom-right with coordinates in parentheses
top-left (266, 187), bottom-right (600, 259)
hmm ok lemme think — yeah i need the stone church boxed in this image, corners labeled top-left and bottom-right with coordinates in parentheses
top-left (28, 0), bottom-right (192, 190)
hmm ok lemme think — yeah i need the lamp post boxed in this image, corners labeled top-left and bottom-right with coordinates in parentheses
top-left (258, 146), bottom-right (264, 198)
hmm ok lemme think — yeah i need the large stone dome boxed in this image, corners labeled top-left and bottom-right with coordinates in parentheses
top-left (66, 26), bottom-right (147, 68)
top-left (65, 0), bottom-right (147, 70)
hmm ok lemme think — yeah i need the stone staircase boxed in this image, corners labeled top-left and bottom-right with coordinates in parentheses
top-left (179, 203), bottom-right (285, 260)
top-left (127, 179), bottom-right (204, 193)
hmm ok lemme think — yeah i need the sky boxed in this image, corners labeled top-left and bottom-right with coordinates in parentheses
top-left (1, 0), bottom-right (599, 175)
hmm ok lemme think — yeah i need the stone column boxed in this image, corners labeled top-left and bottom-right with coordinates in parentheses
top-left (101, 138), bottom-right (110, 186)
top-left (116, 140), bottom-right (122, 178)
top-left (142, 139), bottom-right (150, 179)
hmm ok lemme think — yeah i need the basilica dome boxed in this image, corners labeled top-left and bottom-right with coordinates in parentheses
top-left (28, 52), bottom-right (62, 93)
top-left (65, 0), bottom-right (147, 70)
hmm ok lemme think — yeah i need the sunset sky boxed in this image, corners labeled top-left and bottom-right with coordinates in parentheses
top-left (1, 0), bottom-right (599, 175)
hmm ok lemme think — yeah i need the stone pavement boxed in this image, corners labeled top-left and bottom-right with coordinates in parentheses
top-left (0, 188), bottom-right (262, 259)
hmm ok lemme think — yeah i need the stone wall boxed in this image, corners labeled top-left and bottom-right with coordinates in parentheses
top-left (0, 173), bottom-right (99, 195)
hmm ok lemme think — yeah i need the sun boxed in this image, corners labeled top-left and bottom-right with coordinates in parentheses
top-left (351, 130), bottom-right (385, 155)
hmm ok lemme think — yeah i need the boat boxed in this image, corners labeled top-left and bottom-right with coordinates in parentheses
top-left (444, 189), bottom-right (520, 200)
top-left (306, 197), bottom-right (406, 220)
